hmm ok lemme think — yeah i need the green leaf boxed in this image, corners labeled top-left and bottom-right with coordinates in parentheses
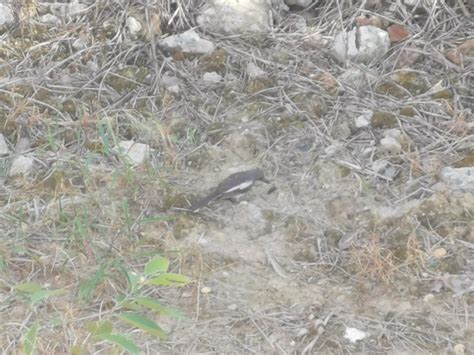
top-left (30, 288), bottom-right (66, 305)
top-left (29, 290), bottom-right (51, 305)
top-left (144, 256), bottom-right (169, 276)
top-left (135, 297), bottom-right (184, 319)
top-left (23, 322), bottom-right (39, 355)
top-left (97, 333), bottom-right (140, 354)
top-left (16, 282), bottom-right (42, 294)
top-left (86, 320), bottom-right (113, 336)
top-left (70, 344), bottom-right (87, 355)
top-left (119, 313), bottom-right (167, 340)
top-left (115, 296), bottom-right (141, 311)
top-left (146, 273), bottom-right (191, 287)
top-left (127, 271), bottom-right (141, 293)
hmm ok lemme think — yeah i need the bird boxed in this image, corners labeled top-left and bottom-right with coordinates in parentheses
top-left (188, 168), bottom-right (269, 211)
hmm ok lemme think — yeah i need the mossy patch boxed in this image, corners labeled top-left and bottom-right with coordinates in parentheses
top-left (399, 106), bottom-right (416, 117)
top-left (200, 49), bottom-right (229, 73)
top-left (453, 151), bottom-right (474, 167)
top-left (372, 111), bottom-right (397, 128)
top-left (104, 66), bottom-right (150, 93)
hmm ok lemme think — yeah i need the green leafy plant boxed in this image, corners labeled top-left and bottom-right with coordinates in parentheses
top-left (22, 322), bottom-right (39, 355)
top-left (82, 254), bottom-right (191, 352)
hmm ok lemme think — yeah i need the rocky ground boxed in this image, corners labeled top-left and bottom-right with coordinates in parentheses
top-left (0, 0), bottom-right (473, 354)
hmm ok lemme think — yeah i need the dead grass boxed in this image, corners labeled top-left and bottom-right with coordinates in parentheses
top-left (0, 0), bottom-right (472, 353)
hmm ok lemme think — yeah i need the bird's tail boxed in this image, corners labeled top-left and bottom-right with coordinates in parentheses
top-left (188, 191), bottom-right (221, 211)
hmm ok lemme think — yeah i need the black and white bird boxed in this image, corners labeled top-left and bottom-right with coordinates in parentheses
top-left (188, 168), bottom-right (269, 211)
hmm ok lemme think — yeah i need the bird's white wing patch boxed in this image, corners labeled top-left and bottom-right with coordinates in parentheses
top-left (224, 180), bottom-right (253, 193)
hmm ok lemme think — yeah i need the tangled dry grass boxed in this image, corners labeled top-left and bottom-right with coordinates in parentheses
top-left (0, 0), bottom-right (472, 353)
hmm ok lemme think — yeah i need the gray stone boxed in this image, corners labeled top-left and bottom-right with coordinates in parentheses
top-left (441, 167), bottom-right (474, 191)
top-left (9, 155), bottom-right (35, 177)
top-left (115, 141), bottom-right (150, 166)
top-left (0, 134), bottom-right (9, 155)
top-left (72, 37), bottom-right (88, 50)
top-left (0, 4), bottom-right (14, 26)
top-left (197, 0), bottom-right (270, 35)
top-left (355, 111), bottom-right (372, 128)
top-left (380, 136), bottom-right (402, 153)
top-left (39, 14), bottom-right (61, 26)
top-left (159, 29), bottom-right (215, 55)
top-left (332, 26), bottom-right (390, 64)
top-left (203, 72), bottom-right (223, 83)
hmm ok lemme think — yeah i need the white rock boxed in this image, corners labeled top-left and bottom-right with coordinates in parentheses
top-left (441, 167), bottom-right (474, 191)
top-left (39, 14), bottom-right (61, 26)
top-left (197, 0), bottom-right (270, 35)
top-left (332, 26), bottom-right (390, 64)
top-left (9, 155), bottom-right (35, 177)
top-left (0, 4), bottom-right (14, 26)
top-left (355, 111), bottom-right (372, 128)
top-left (158, 29), bottom-right (215, 55)
top-left (200, 286), bottom-right (212, 294)
top-left (453, 344), bottom-right (465, 355)
top-left (423, 293), bottom-right (435, 302)
top-left (126, 16), bottom-right (142, 36)
top-left (72, 37), bottom-right (88, 50)
top-left (385, 129), bottom-right (402, 139)
top-left (0, 134), bottom-right (10, 155)
top-left (203, 72), bottom-right (223, 83)
top-left (380, 136), bottom-right (402, 153)
top-left (372, 159), bottom-right (389, 174)
top-left (115, 141), bottom-right (150, 166)
top-left (344, 327), bottom-right (367, 343)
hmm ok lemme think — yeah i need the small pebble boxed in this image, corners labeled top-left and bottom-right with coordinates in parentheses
top-left (201, 286), bottom-right (212, 294)
top-left (423, 293), bottom-right (435, 302)
top-left (432, 247), bottom-right (447, 258)
top-left (453, 344), bottom-right (465, 355)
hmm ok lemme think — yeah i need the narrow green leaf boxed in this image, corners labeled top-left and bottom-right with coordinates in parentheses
top-left (16, 282), bottom-right (42, 294)
top-left (146, 273), bottom-right (191, 287)
top-left (119, 313), bottom-right (167, 340)
top-left (23, 322), bottom-right (39, 355)
top-left (30, 288), bottom-right (66, 305)
top-left (29, 289), bottom-right (51, 305)
top-left (135, 297), bottom-right (184, 319)
top-left (128, 271), bottom-right (141, 293)
top-left (144, 256), bottom-right (169, 276)
top-left (86, 320), bottom-right (113, 336)
top-left (98, 333), bottom-right (140, 354)
top-left (116, 297), bottom-right (142, 311)
top-left (48, 288), bottom-right (68, 297)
